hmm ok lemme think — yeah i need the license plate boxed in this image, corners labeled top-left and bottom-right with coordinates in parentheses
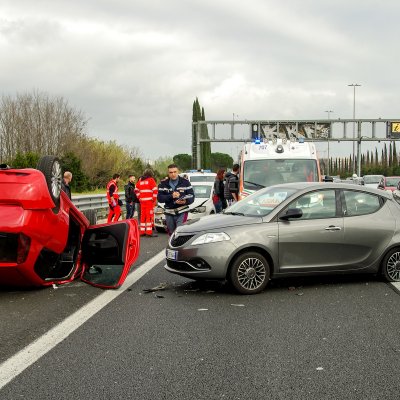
top-left (166, 249), bottom-right (178, 261)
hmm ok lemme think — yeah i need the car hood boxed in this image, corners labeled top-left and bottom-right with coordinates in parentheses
top-left (189, 197), bottom-right (210, 208)
top-left (178, 213), bottom-right (262, 233)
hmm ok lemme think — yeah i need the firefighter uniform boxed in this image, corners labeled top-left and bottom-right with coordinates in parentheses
top-left (134, 176), bottom-right (158, 236)
top-left (106, 178), bottom-right (121, 222)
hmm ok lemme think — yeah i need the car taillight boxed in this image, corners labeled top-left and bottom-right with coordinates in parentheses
top-left (17, 233), bottom-right (31, 264)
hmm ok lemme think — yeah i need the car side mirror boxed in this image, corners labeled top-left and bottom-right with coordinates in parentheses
top-left (279, 207), bottom-right (303, 221)
top-left (323, 175), bottom-right (334, 182)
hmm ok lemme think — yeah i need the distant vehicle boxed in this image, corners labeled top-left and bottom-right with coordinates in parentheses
top-left (165, 182), bottom-right (400, 294)
top-left (378, 176), bottom-right (400, 192)
top-left (154, 182), bottom-right (216, 232)
top-left (181, 170), bottom-right (216, 183)
top-left (363, 175), bottom-right (384, 189)
top-left (239, 138), bottom-right (321, 199)
top-left (0, 157), bottom-right (140, 288)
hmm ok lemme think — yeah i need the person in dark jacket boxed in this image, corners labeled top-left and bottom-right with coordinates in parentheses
top-left (61, 171), bottom-right (72, 199)
top-left (223, 164), bottom-right (240, 206)
top-left (157, 164), bottom-right (194, 235)
top-left (213, 169), bottom-right (226, 213)
top-left (124, 175), bottom-right (137, 219)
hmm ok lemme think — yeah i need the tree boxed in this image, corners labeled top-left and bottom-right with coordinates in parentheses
top-left (152, 156), bottom-right (174, 181)
top-left (10, 151), bottom-right (40, 168)
top-left (210, 152), bottom-right (234, 171)
top-left (173, 154), bottom-right (192, 171)
top-left (191, 98), bottom-right (211, 169)
top-left (60, 152), bottom-right (89, 192)
top-left (0, 90), bottom-right (87, 162)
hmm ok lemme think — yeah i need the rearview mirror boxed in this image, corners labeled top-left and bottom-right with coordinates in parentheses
top-left (279, 208), bottom-right (303, 221)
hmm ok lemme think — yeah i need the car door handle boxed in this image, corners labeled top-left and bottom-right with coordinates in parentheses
top-left (325, 225), bottom-right (341, 231)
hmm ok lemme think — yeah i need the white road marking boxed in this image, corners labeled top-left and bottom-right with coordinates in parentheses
top-left (0, 250), bottom-right (166, 390)
top-left (390, 282), bottom-right (400, 293)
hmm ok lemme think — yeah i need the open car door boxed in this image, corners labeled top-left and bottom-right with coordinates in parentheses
top-left (80, 220), bottom-right (139, 289)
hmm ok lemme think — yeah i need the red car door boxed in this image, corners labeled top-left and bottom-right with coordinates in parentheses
top-left (79, 220), bottom-right (140, 289)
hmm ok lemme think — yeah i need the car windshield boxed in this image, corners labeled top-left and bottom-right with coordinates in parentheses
top-left (385, 177), bottom-right (400, 187)
top-left (192, 185), bottom-right (212, 198)
top-left (363, 175), bottom-right (383, 184)
top-left (190, 176), bottom-right (215, 182)
top-left (225, 186), bottom-right (298, 217)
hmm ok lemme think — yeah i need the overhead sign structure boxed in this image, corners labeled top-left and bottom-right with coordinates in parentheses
top-left (387, 121), bottom-right (400, 138)
top-left (252, 122), bottom-right (331, 140)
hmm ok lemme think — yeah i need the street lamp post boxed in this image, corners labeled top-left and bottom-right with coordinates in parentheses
top-left (325, 110), bottom-right (333, 175)
top-left (348, 83), bottom-right (361, 174)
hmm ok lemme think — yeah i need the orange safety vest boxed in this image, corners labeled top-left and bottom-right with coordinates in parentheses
top-left (106, 179), bottom-right (119, 204)
top-left (134, 177), bottom-right (158, 203)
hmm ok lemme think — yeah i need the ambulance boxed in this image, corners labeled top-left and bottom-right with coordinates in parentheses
top-left (239, 137), bottom-right (321, 199)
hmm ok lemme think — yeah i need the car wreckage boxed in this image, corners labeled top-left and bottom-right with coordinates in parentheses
top-left (0, 156), bottom-right (140, 289)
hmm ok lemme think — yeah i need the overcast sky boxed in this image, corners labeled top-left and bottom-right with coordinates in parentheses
top-left (1, 0), bottom-right (399, 163)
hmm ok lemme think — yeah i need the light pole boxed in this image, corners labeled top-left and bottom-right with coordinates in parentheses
top-left (324, 110), bottom-right (333, 176)
top-left (348, 83), bottom-right (361, 174)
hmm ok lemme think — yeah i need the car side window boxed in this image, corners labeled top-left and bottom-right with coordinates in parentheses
top-left (342, 190), bottom-right (381, 217)
top-left (286, 189), bottom-right (336, 220)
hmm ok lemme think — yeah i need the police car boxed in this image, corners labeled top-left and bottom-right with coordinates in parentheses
top-left (154, 181), bottom-right (216, 233)
top-left (180, 170), bottom-right (216, 183)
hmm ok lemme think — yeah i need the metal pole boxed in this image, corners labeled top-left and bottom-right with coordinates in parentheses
top-left (324, 110), bottom-right (333, 176)
top-left (196, 122), bottom-right (201, 169)
top-left (357, 122), bottom-right (362, 177)
top-left (348, 83), bottom-right (361, 174)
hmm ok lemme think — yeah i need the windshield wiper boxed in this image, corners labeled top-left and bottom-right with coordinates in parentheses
top-left (224, 211), bottom-right (245, 216)
top-left (243, 180), bottom-right (265, 188)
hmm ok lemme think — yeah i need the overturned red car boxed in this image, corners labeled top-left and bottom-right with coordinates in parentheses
top-left (0, 156), bottom-right (140, 289)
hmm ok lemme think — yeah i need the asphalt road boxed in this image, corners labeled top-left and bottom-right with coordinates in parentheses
top-left (1, 230), bottom-right (400, 399)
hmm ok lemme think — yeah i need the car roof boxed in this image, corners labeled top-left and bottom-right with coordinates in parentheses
top-left (267, 181), bottom-right (393, 199)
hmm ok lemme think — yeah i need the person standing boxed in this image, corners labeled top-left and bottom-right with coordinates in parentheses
top-left (124, 175), bottom-right (137, 219)
top-left (61, 171), bottom-right (72, 199)
top-left (224, 164), bottom-right (240, 206)
top-left (106, 173), bottom-right (122, 223)
top-left (157, 164), bottom-right (194, 235)
top-left (135, 169), bottom-right (158, 237)
top-left (213, 169), bottom-right (226, 213)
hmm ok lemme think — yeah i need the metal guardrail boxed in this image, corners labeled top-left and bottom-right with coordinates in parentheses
top-left (72, 193), bottom-right (126, 219)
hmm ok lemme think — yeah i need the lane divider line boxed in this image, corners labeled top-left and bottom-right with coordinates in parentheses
top-left (390, 282), bottom-right (400, 293)
top-left (0, 250), bottom-right (166, 390)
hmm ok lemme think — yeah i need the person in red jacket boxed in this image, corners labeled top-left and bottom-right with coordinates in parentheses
top-left (106, 173), bottom-right (122, 223)
top-left (134, 169), bottom-right (158, 237)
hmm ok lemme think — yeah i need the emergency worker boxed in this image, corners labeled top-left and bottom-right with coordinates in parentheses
top-left (106, 173), bottom-right (122, 222)
top-left (158, 164), bottom-right (194, 235)
top-left (135, 169), bottom-right (158, 237)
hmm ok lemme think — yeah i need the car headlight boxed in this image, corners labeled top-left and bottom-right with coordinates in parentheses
top-left (192, 232), bottom-right (230, 245)
top-left (192, 206), bottom-right (206, 213)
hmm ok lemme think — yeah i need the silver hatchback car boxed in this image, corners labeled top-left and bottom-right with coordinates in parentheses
top-left (165, 182), bottom-right (400, 294)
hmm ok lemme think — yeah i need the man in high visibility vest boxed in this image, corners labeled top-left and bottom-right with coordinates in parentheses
top-left (134, 169), bottom-right (158, 237)
top-left (106, 173), bottom-right (122, 223)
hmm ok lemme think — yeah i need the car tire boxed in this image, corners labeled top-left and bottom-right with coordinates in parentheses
top-left (83, 209), bottom-right (98, 225)
top-left (381, 248), bottom-right (400, 282)
top-left (36, 156), bottom-right (62, 208)
top-left (229, 251), bottom-right (270, 294)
